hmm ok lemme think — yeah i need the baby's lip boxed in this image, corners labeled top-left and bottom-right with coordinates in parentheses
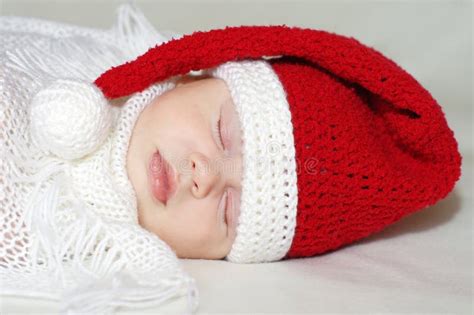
top-left (148, 149), bottom-right (177, 205)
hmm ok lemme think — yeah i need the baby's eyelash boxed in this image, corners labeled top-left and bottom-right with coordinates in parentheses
top-left (214, 117), bottom-right (225, 149)
top-left (220, 191), bottom-right (228, 224)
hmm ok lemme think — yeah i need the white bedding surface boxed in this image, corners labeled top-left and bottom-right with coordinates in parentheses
top-left (1, 1), bottom-right (472, 314)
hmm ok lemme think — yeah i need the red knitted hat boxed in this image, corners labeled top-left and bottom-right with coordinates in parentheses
top-left (94, 25), bottom-right (462, 263)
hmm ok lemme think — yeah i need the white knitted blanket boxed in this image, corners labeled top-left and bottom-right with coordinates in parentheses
top-left (0, 3), bottom-right (198, 314)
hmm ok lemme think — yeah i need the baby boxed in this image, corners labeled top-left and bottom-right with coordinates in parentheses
top-left (94, 23), bottom-right (462, 264)
top-left (126, 74), bottom-right (243, 259)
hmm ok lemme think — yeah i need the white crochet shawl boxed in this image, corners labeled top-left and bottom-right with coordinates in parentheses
top-left (0, 3), bottom-right (198, 314)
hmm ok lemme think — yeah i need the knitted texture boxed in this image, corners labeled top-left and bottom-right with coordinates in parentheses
top-left (269, 57), bottom-right (461, 257)
top-left (29, 79), bottom-right (114, 160)
top-left (95, 25), bottom-right (462, 260)
top-left (0, 4), bottom-right (198, 313)
top-left (207, 60), bottom-right (298, 263)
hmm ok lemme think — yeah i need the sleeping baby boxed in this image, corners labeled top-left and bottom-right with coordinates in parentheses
top-left (126, 74), bottom-right (243, 260)
top-left (119, 32), bottom-right (463, 263)
top-left (1, 2), bottom-right (461, 314)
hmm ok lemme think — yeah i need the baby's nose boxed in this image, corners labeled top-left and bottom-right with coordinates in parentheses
top-left (189, 152), bottom-right (220, 198)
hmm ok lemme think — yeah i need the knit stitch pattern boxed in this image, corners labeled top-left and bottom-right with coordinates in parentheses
top-left (269, 57), bottom-right (461, 257)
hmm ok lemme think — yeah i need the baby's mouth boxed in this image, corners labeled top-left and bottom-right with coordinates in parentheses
top-left (148, 149), bottom-right (177, 205)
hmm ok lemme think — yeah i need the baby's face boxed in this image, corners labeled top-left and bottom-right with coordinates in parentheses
top-left (126, 74), bottom-right (243, 259)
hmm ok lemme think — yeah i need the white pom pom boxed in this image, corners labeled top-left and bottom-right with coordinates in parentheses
top-left (29, 79), bottom-right (113, 160)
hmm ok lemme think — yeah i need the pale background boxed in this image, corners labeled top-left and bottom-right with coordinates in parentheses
top-left (1, 0), bottom-right (472, 314)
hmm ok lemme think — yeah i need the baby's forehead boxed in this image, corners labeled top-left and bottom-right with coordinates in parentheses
top-left (172, 74), bottom-right (235, 106)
